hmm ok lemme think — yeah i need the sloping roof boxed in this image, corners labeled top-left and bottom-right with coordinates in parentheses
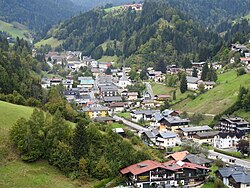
top-left (163, 160), bottom-right (209, 171)
top-left (143, 131), bottom-right (156, 138)
top-left (112, 128), bottom-right (125, 133)
top-left (217, 166), bottom-right (245, 178)
top-left (165, 151), bottom-right (189, 161)
top-left (183, 154), bottom-right (212, 165)
top-left (186, 76), bottom-right (199, 84)
top-left (93, 116), bottom-right (115, 122)
top-left (195, 131), bottom-right (219, 138)
top-left (231, 172), bottom-right (250, 184)
top-left (103, 96), bottom-right (122, 102)
top-left (162, 116), bottom-right (190, 124)
top-left (218, 132), bottom-right (245, 139)
top-left (109, 102), bottom-right (127, 107)
top-left (132, 110), bottom-right (160, 115)
top-left (120, 160), bottom-right (175, 175)
top-left (180, 125), bottom-right (212, 132)
top-left (157, 132), bottom-right (177, 139)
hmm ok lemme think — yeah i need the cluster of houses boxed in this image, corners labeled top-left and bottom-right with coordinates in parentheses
top-left (120, 151), bottom-right (212, 187)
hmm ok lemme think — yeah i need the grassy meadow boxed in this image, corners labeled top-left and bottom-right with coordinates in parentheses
top-left (35, 37), bottom-right (63, 48)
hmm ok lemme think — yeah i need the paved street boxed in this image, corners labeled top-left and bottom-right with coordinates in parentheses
top-left (144, 82), bottom-right (154, 99)
top-left (208, 150), bottom-right (250, 168)
top-left (113, 115), bottom-right (149, 132)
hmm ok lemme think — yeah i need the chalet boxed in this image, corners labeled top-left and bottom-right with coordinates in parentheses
top-left (198, 80), bottom-right (216, 90)
top-left (192, 62), bottom-right (206, 68)
top-left (148, 71), bottom-right (165, 82)
top-left (50, 78), bottom-right (62, 86)
top-left (231, 44), bottom-right (249, 53)
top-left (214, 132), bottom-right (248, 149)
top-left (98, 62), bottom-right (111, 70)
top-left (217, 117), bottom-right (250, 134)
top-left (41, 78), bottom-right (50, 88)
top-left (154, 94), bottom-right (171, 102)
top-left (62, 79), bottom-right (73, 89)
top-left (158, 116), bottom-right (189, 132)
top-left (131, 110), bottom-right (160, 122)
top-left (216, 166), bottom-right (250, 187)
top-left (112, 128), bottom-right (125, 137)
top-left (91, 68), bottom-right (100, 77)
top-left (78, 77), bottom-right (95, 89)
top-left (118, 69), bottom-right (131, 89)
top-left (193, 131), bottom-right (219, 145)
top-left (187, 76), bottom-right (199, 90)
top-left (93, 116), bottom-right (115, 124)
top-left (179, 125), bottom-right (213, 139)
top-left (120, 160), bottom-right (176, 187)
top-left (127, 92), bottom-right (138, 100)
top-left (155, 132), bottom-right (177, 148)
top-left (245, 53), bottom-right (250, 58)
top-left (167, 65), bottom-right (182, 75)
top-left (109, 102), bottom-right (128, 113)
top-left (64, 88), bottom-right (80, 102)
top-left (99, 84), bottom-right (119, 97)
top-left (162, 109), bottom-right (179, 117)
top-left (211, 62), bottom-right (222, 70)
top-left (82, 106), bottom-right (109, 118)
top-left (142, 99), bottom-right (155, 108)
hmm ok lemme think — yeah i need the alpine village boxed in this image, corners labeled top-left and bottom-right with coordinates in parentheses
top-left (0, 0), bottom-right (250, 188)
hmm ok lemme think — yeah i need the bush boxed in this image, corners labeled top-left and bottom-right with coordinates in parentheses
top-left (214, 148), bottom-right (243, 159)
top-left (237, 67), bottom-right (246, 76)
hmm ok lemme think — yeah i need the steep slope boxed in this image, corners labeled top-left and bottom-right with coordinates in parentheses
top-left (49, 0), bottom-right (223, 69)
top-left (0, 0), bottom-right (79, 37)
top-left (165, 0), bottom-right (250, 31)
top-left (172, 70), bottom-right (250, 115)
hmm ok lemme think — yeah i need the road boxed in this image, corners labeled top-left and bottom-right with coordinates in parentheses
top-left (113, 115), bottom-right (149, 132)
top-left (145, 82), bottom-right (154, 99)
top-left (208, 150), bottom-right (250, 168)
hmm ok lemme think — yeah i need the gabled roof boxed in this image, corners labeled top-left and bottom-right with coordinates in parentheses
top-left (163, 160), bottom-right (209, 171)
top-left (195, 131), bottom-right (219, 138)
top-left (156, 132), bottom-right (177, 139)
top-left (183, 154), bottom-right (212, 165)
top-left (180, 125), bottom-right (212, 132)
top-left (186, 76), bottom-right (199, 84)
top-left (165, 151), bottom-right (189, 161)
top-left (216, 166), bottom-right (246, 178)
top-left (231, 172), bottom-right (250, 184)
top-left (120, 160), bottom-right (176, 175)
top-left (218, 132), bottom-right (245, 139)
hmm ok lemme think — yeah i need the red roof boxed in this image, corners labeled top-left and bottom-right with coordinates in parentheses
top-left (165, 151), bottom-right (189, 161)
top-left (163, 160), bottom-right (209, 171)
top-left (240, 58), bottom-right (250, 61)
top-left (120, 160), bottom-right (175, 175)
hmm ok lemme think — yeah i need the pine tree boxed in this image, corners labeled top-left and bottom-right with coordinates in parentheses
top-left (72, 119), bottom-right (89, 159)
top-left (173, 90), bottom-right (176, 100)
top-left (192, 67), bottom-right (198, 77)
top-left (201, 63), bottom-right (209, 81)
top-left (180, 73), bottom-right (187, 93)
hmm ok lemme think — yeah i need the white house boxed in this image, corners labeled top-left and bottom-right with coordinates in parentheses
top-left (187, 76), bottom-right (199, 90)
top-left (155, 132), bottom-right (177, 148)
top-left (214, 132), bottom-right (247, 149)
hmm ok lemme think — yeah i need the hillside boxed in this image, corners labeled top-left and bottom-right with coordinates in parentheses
top-left (71, 0), bottom-right (139, 10)
top-left (47, 0), bottom-right (223, 70)
top-left (0, 101), bottom-right (78, 188)
top-left (0, 20), bottom-right (33, 41)
top-left (172, 70), bottom-right (250, 115)
top-left (0, 0), bottom-right (79, 37)
top-left (165, 0), bottom-right (250, 31)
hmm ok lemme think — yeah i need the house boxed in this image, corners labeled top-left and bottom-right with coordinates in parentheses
top-left (217, 117), bottom-right (250, 135)
top-left (193, 131), bottom-right (219, 145)
top-left (245, 53), bottom-right (250, 58)
top-left (158, 116), bottom-right (190, 132)
top-left (127, 92), bottom-right (138, 101)
top-left (64, 88), bottom-right (80, 102)
top-left (123, 3), bottom-right (143, 11)
top-left (165, 151), bottom-right (189, 161)
top-left (41, 78), bottom-right (50, 88)
top-left (99, 84), bottom-right (119, 97)
top-left (192, 62), bottom-right (206, 68)
top-left (142, 99), bottom-right (155, 108)
top-left (231, 44), bottom-right (249, 53)
top-left (198, 80), bottom-right (216, 90)
top-left (167, 65), bottom-right (182, 75)
top-left (187, 76), bottom-right (199, 90)
top-left (154, 94), bottom-right (171, 103)
top-left (131, 110), bottom-right (160, 122)
top-left (214, 132), bottom-right (248, 149)
top-left (98, 62), bottom-right (111, 70)
top-left (78, 77), bottom-right (95, 89)
top-left (148, 71), bottom-right (165, 82)
top-left (161, 109), bottom-right (179, 117)
top-left (82, 106), bottom-right (109, 118)
top-left (183, 153), bottom-right (212, 167)
top-left (91, 68), bottom-right (100, 77)
top-left (62, 79), bottom-right (73, 89)
top-left (240, 57), bottom-right (250, 65)
top-left (109, 102), bottom-right (128, 113)
top-left (103, 96), bottom-right (122, 103)
top-left (163, 160), bottom-right (210, 187)
top-left (216, 166), bottom-right (250, 187)
top-left (212, 62), bottom-right (222, 70)
top-left (155, 132), bottom-right (177, 148)
top-left (179, 125), bottom-right (213, 139)
top-left (50, 78), bottom-right (62, 86)
top-left (120, 160), bottom-right (176, 187)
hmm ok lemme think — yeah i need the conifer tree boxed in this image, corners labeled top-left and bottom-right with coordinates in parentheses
top-left (201, 63), bottom-right (209, 80)
top-left (180, 73), bottom-right (187, 93)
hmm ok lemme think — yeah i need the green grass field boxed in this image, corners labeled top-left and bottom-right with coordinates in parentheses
top-left (0, 20), bottom-right (32, 40)
top-left (0, 160), bottom-right (76, 188)
top-left (104, 6), bottom-right (123, 13)
top-left (98, 55), bottom-right (118, 62)
top-left (0, 101), bottom-right (79, 187)
top-left (35, 37), bottom-right (63, 48)
top-left (172, 70), bottom-right (250, 115)
top-left (151, 83), bottom-right (193, 103)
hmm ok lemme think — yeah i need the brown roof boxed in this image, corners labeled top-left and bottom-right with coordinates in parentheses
top-left (163, 160), bottom-right (209, 171)
top-left (120, 160), bottom-right (175, 175)
top-left (109, 102), bottom-right (128, 107)
top-left (165, 151), bottom-right (189, 161)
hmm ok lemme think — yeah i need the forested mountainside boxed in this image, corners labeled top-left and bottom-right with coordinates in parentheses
top-left (0, 36), bottom-right (46, 100)
top-left (0, 0), bottom-right (79, 38)
top-left (165, 0), bottom-right (250, 32)
top-left (71, 0), bottom-right (140, 10)
top-left (50, 0), bottom-right (223, 70)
